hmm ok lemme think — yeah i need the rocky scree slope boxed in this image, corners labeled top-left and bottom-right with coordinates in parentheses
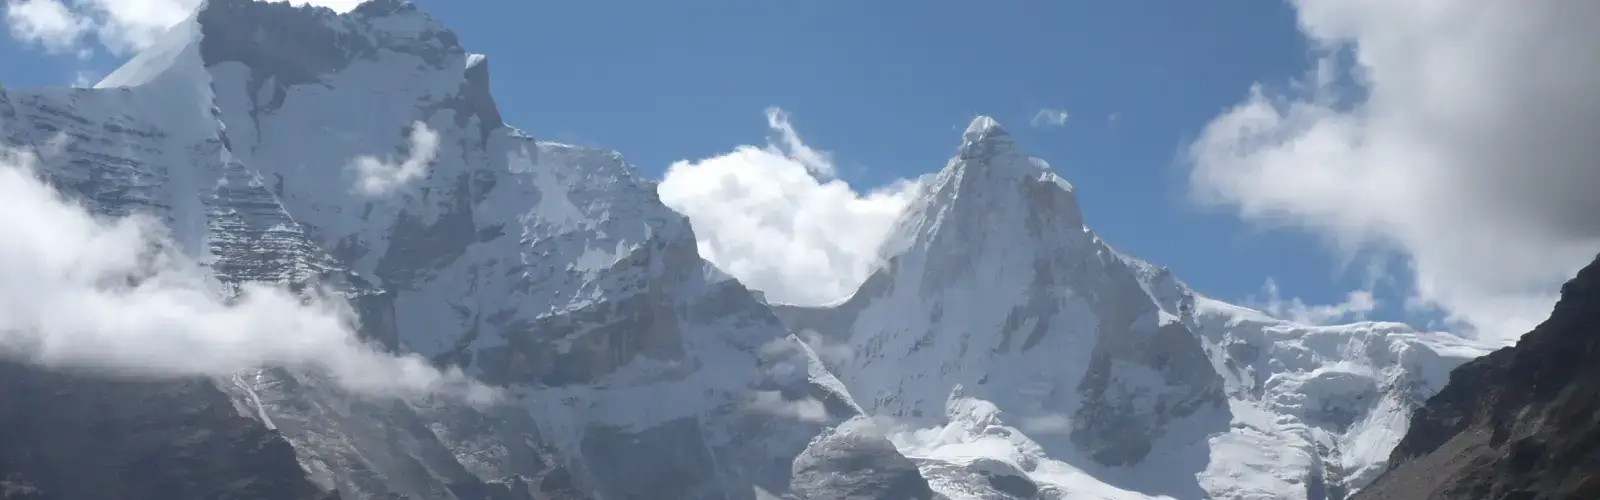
top-left (774, 117), bottom-right (1493, 500)
top-left (1, 0), bottom-right (931, 499)
top-left (1355, 254), bottom-right (1600, 500)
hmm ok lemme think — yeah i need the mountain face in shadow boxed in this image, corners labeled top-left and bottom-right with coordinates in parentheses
top-left (1356, 254), bottom-right (1600, 500)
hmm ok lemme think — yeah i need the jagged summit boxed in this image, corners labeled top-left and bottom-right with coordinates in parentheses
top-left (96, 0), bottom-right (504, 132)
top-left (961, 115), bottom-right (1010, 146)
top-left (880, 115), bottom-right (1086, 261)
top-left (953, 115), bottom-right (1027, 166)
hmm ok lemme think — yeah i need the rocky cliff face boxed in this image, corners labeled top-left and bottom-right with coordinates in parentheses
top-left (0, 363), bottom-right (334, 500)
top-left (1355, 255), bottom-right (1600, 500)
top-left (0, 1), bottom-right (921, 498)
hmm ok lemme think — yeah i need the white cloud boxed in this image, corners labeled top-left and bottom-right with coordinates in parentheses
top-left (1019, 414), bottom-right (1073, 436)
top-left (3, 0), bottom-right (363, 56)
top-left (659, 107), bottom-right (922, 305)
top-left (1030, 108), bottom-right (1070, 128)
top-left (766, 107), bottom-right (833, 177)
top-left (4, 0), bottom-right (89, 53)
top-left (70, 69), bottom-right (97, 87)
top-left (0, 144), bottom-right (496, 404)
top-left (747, 390), bottom-right (831, 424)
top-left (797, 329), bottom-right (853, 367)
top-left (1188, 0), bottom-right (1600, 340)
top-left (350, 120), bottom-right (439, 197)
top-left (1252, 278), bottom-right (1377, 326)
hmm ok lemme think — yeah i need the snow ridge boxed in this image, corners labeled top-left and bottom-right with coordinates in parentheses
top-left (0, 0), bottom-right (1495, 497)
top-left (3, 1), bottom-right (912, 498)
top-left (778, 116), bottom-right (1492, 500)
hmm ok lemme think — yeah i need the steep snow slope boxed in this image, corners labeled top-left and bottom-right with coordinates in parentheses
top-left (3, 1), bottom-right (929, 499)
top-left (774, 117), bottom-right (1492, 500)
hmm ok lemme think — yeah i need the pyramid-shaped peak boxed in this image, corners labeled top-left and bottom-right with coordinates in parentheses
top-left (963, 116), bottom-right (1009, 143)
top-left (957, 116), bottom-right (1018, 162)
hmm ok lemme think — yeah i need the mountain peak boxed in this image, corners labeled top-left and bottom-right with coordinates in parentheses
top-left (194, 0), bottom-right (459, 84)
top-left (962, 115), bottom-right (1007, 141)
top-left (97, 0), bottom-right (502, 132)
top-left (958, 115), bottom-right (1017, 161)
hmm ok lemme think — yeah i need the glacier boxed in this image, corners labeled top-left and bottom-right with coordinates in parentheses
top-left (0, 0), bottom-right (1495, 499)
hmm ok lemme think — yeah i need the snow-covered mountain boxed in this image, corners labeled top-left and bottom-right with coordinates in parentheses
top-left (0, 0), bottom-right (1498, 498)
top-left (772, 117), bottom-right (1493, 500)
top-left (0, 1), bottom-right (930, 499)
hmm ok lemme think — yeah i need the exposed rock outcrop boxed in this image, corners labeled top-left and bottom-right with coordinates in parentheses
top-left (1356, 255), bottom-right (1600, 500)
top-left (0, 363), bottom-right (334, 500)
top-left (790, 417), bottom-right (939, 500)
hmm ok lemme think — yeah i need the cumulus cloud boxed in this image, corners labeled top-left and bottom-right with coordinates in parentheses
top-left (4, 0), bottom-right (89, 53)
top-left (659, 107), bottom-right (922, 305)
top-left (1188, 0), bottom-right (1600, 340)
top-left (350, 120), bottom-right (439, 196)
top-left (1251, 278), bottom-right (1377, 326)
top-left (0, 144), bottom-right (497, 404)
top-left (748, 390), bottom-right (831, 424)
top-left (3, 0), bottom-right (362, 56)
top-left (1019, 414), bottom-right (1073, 436)
top-left (70, 69), bottom-right (98, 88)
top-left (1030, 108), bottom-right (1070, 128)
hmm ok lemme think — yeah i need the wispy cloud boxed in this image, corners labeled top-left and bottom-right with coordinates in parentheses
top-left (70, 70), bottom-right (99, 88)
top-left (1030, 108), bottom-right (1070, 128)
top-left (1250, 278), bottom-right (1377, 326)
top-left (350, 120), bottom-right (439, 197)
top-left (0, 143), bottom-right (496, 404)
top-left (765, 107), bottom-right (833, 178)
top-left (747, 390), bottom-right (832, 424)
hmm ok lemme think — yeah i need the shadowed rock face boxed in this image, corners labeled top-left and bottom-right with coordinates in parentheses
top-left (790, 418), bottom-right (939, 500)
top-left (0, 363), bottom-right (335, 500)
top-left (1356, 254), bottom-right (1600, 500)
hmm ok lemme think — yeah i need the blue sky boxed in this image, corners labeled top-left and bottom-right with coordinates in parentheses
top-left (411, 0), bottom-right (1375, 315)
top-left (6, 0), bottom-right (1595, 338)
top-left (0, 0), bottom-right (1407, 323)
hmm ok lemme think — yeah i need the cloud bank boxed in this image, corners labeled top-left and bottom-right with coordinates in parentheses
top-left (658, 107), bottom-right (922, 306)
top-left (0, 145), bottom-right (496, 404)
top-left (1188, 0), bottom-right (1600, 340)
top-left (3, 0), bottom-right (362, 56)
top-left (351, 120), bottom-right (439, 196)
